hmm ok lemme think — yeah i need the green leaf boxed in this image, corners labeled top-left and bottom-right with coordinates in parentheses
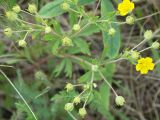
top-left (78, 71), bottom-right (92, 83)
top-left (1, 0), bottom-right (17, 9)
top-left (90, 83), bottom-right (114, 120)
top-left (15, 102), bottom-right (34, 120)
top-left (51, 20), bottom-right (62, 35)
top-left (39, 0), bottom-right (64, 18)
top-left (52, 40), bottom-right (60, 54)
top-left (43, 34), bottom-right (55, 41)
top-left (99, 83), bottom-right (110, 111)
top-left (54, 59), bottom-right (66, 77)
top-left (64, 59), bottom-right (73, 78)
top-left (39, 0), bottom-right (95, 18)
top-left (74, 38), bottom-right (91, 55)
top-left (101, 0), bottom-right (121, 58)
top-left (78, 24), bottom-right (100, 36)
top-left (69, 12), bottom-right (78, 27)
top-left (78, 0), bottom-right (95, 5)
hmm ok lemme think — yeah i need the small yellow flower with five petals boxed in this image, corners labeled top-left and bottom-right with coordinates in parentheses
top-left (118, 0), bottom-right (135, 16)
top-left (136, 57), bottom-right (155, 74)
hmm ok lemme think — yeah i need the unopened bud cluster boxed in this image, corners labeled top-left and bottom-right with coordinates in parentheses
top-left (64, 82), bottom-right (92, 118)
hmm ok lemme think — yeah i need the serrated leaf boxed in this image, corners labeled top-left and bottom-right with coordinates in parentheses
top-left (74, 38), bottom-right (91, 55)
top-left (64, 59), bottom-right (72, 78)
top-left (39, 0), bottom-right (64, 18)
top-left (54, 59), bottom-right (66, 77)
top-left (78, 71), bottom-right (92, 83)
top-left (52, 40), bottom-right (60, 54)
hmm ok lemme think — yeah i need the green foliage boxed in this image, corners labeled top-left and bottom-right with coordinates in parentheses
top-left (39, 0), bottom-right (95, 18)
top-left (91, 83), bottom-right (114, 119)
top-left (1, 0), bottom-right (159, 120)
top-left (101, 0), bottom-right (121, 58)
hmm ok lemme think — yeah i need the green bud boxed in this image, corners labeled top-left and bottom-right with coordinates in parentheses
top-left (130, 51), bottom-right (140, 59)
top-left (123, 50), bottom-right (130, 58)
top-left (151, 41), bottom-right (160, 49)
top-left (108, 28), bottom-right (116, 36)
top-left (18, 40), bottom-right (27, 47)
top-left (144, 30), bottom-right (153, 40)
top-left (61, 2), bottom-right (70, 10)
top-left (45, 26), bottom-right (52, 34)
top-left (62, 37), bottom-right (73, 46)
top-left (79, 108), bottom-right (87, 118)
top-left (65, 83), bottom-right (74, 92)
top-left (73, 24), bottom-right (80, 31)
top-left (6, 11), bottom-right (17, 21)
top-left (73, 96), bottom-right (81, 105)
top-left (126, 16), bottom-right (135, 25)
top-left (115, 96), bottom-right (125, 106)
top-left (83, 84), bottom-right (90, 90)
top-left (91, 65), bottom-right (98, 72)
top-left (64, 103), bottom-right (74, 111)
top-left (35, 71), bottom-right (47, 81)
top-left (4, 28), bottom-right (13, 37)
top-left (28, 4), bottom-right (37, 13)
top-left (12, 5), bottom-right (21, 13)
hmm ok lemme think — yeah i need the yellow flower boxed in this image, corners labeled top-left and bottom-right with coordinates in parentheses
top-left (136, 57), bottom-right (155, 74)
top-left (118, 0), bottom-right (135, 16)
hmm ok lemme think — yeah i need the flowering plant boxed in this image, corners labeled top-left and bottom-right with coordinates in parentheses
top-left (0, 0), bottom-right (160, 120)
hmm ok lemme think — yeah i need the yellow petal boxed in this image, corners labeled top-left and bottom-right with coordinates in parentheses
top-left (129, 2), bottom-right (135, 11)
top-left (136, 64), bottom-right (140, 71)
top-left (138, 58), bottom-right (145, 64)
top-left (145, 57), bottom-right (153, 63)
top-left (140, 69), bottom-right (148, 74)
top-left (148, 63), bottom-right (155, 70)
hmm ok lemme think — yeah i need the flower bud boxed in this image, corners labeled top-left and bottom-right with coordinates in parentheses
top-left (62, 37), bottom-right (73, 46)
top-left (64, 103), bottom-right (74, 111)
top-left (6, 11), bottom-right (17, 21)
top-left (28, 4), bottom-right (37, 13)
top-left (4, 28), bottom-right (13, 37)
top-left (126, 16), bottom-right (135, 25)
top-left (79, 108), bottom-right (87, 118)
top-left (12, 5), bottom-right (21, 13)
top-left (93, 83), bottom-right (97, 88)
top-left (73, 24), bottom-right (80, 31)
top-left (73, 96), bottom-right (81, 105)
top-left (130, 51), bottom-right (140, 59)
top-left (35, 71), bottom-right (47, 81)
top-left (61, 2), bottom-right (70, 10)
top-left (18, 40), bottom-right (27, 47)
top-left (65, 83), bottom-right (74, 92)
top-left (151, 41), bottom-right (160, 49)
top-left (83, 84), bottom-right (90, 90)
top-left (91, 65), bottom-right (98, 72)
top-left (115, 96), bottom-right (125, 106)
top-left (45, 26), bottom-right (52, 34)
top-left (144, 30), bottom-right (153, 40)
top-left (123, 50), bottom-right (130, 58)
top-left (108, 28), bottom-right (116, 36)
